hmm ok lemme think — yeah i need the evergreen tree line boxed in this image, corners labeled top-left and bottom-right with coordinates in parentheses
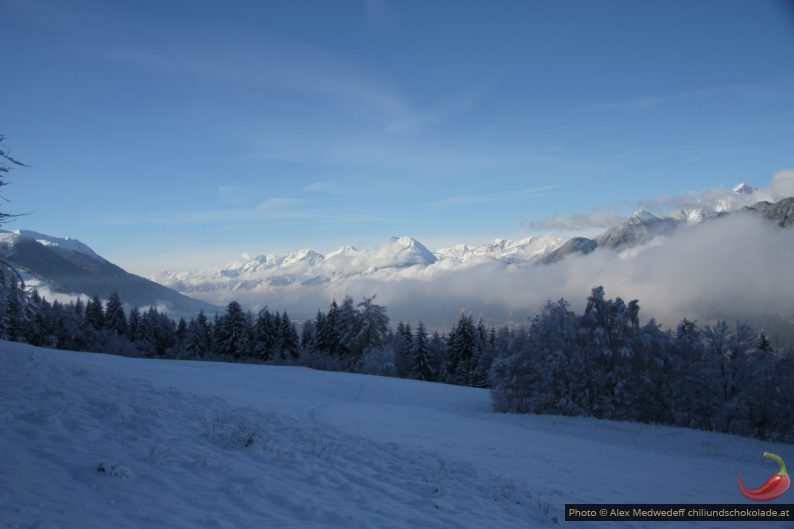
top-left (489, 287), bottom-right (794, 442)
top-left (1, 280), bottom-right (792, 442)
top-left (2, 289), bottom-right (304, 363)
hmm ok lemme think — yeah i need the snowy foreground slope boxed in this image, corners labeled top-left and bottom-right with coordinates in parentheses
top-left (1, 342), bottom-right (791, 529)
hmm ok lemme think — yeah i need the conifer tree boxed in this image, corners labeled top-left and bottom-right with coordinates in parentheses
top-left (253, 308), bottom-right (275, 361)
top-left (104, 292), bottom-right (128, 336)
top-left (127, 307), bottom-right (141, 341)
top-left (214, 301), bottom-right (251, 360)
top-left (447, 312), bottom-right (477, 385)
top-left (413, 321), bottom-right (433, 381)
top-left (84, 295), bottom-right (105, 330)
top-left (347, 296), bottom-right (389, 361)
top-left (394, 321), bottom-right (414, 377)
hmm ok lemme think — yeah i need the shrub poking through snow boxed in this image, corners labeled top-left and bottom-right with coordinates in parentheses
top-left (96, 462), bottom-right (132, 478)
top-left (200, 413), bottom-right (259, 448)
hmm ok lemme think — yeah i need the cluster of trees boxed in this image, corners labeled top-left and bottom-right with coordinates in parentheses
top-left (1, 279), bottom-right (792, 442)
top-left (2, 290), bottom-right (303, 363)
top-left (303, 295), bottom-right (500, 386)
top-left (489, 287), bottom-right (794, 442)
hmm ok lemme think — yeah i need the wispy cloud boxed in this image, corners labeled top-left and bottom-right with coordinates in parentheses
top-left (430, 185), bottom-right (560, 207)
top-left (529, 208), bottom-right (623, 231)
top-left (100, 199), bottom-right (397, 227)
top-left (255, 197), bottom-right (306, 211)
top-left (217, 185), bottom-right (255, 206)
top-left (101, 207), bottom-right (313, 227)
top-left (98, 25), bottom-right (423, 131)
top-left (302, 181), bottom-right (336, 192)
top-left (384, 82), bottom-right (489, 134)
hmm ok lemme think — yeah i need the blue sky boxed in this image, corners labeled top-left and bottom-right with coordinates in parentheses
top-left (2, 0), bottom-right (793, 275)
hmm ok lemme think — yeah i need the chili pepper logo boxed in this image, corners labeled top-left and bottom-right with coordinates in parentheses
top-left (738, 452), bottom-right (790, 501)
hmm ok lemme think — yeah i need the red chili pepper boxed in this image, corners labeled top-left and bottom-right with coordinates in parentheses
top-left (738, 452), bottom-right (790, 502)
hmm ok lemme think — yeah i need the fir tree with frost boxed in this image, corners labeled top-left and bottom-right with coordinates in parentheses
top-left (336, 296), bottom-right (358, 354)
top-left (0, 274), bottom-right (27, 341)
top-left (104, 292), bottom-right (127, 336)
top-left (126, 307), bottom-right (140, 341)
top-left (176, 318), bottom-right (188, 342)
top-left (253, 308), bottom-right (275, 361)
top-left (300, 319), bottom-right (317, 365)
top-left (428, 331), bottom-right (448, 381)
top-left (447, 312), bottom-right (478, 385)
top-left (320, 300), bottom-right (345, 356)
top-left (412, 321), bottom-right (433, 381)
top-left (277, 312), bottom-right (299, 361)
top-left (84, 295), bottom-right (104, 330)
top-left (352, 296), bottom-right (389, 357)
top-left (394, 321), bottom-right (414, 377)
top-left (214, 301), bottom-right (252, 360)
top-left (185, 310), bottom-right (212, 359)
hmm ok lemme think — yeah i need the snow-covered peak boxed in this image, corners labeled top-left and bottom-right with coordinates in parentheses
top-left (733, 182), bottom-right (754, 195)
top-left (239, 254), bottom-right (282, 273)
top-left (672, 208), bottom-right (709, 226)
top-left (326, 245), bottom-right (361, 260)
top-left (232, 248), bottom-right (326, 274)
top-left (0, 229), bottom-right (101, 259)
top-left (371, 237), bottom-right (437, 268)
top-left (435, 235), bottom-right (564, 264)
top-left (281, 249), bottom-right (324, 268)
top-left (626, 210), bottom-right (659, 224)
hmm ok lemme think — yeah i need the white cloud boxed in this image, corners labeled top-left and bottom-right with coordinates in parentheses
top-left (99, 25), bottom-right (421, 132)
top-left (302, 181), bottom-right (336, 192)
top-left (431, 186), bottom-right (559, 207)
top-left (529, 208), bottom-right (623, 231)
top-left (255, 197), bottom-right (305, 211)
top-left (217, 185), bottom-right (254, 206)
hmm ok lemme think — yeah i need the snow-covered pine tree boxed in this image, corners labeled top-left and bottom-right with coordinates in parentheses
top-left (352, 296), bottom-right (389, 358)
top-left (447, 312), bottom-right (477, 386)
top-left (412, 321), bottom-right (433, 381)
top-left (184, 310), bottom-right (212, 359)
top-left (300, 319), bottom-right (317, 365)
top-left (175, 317), bottom-right (188, 343)
top-left (278, 312), bottom-right (299, 362)
top-left (84, 295), bottom-right (105, 331)
top-left (336, 296), bottom-right (358, 358)
top-left (324, 300), bottom-right (345, 356)
top-left (394, 321), bottom-right (414, 377)
top-left (428, 331), bottom-right (448, 381)
top-left (104, 292), bottom-right (128, 336)
top-left (0, 274), bottom-right (27, 341)
top-left (214, 301), bottom-right (252, 360)
top-left (127, 307), bottom-right (141, 342)
top-left (253, 308), bottom-right (275, 362)
top-left (470, 318), bottom-right (492, 388)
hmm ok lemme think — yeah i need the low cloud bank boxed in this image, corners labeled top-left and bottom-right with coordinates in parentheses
top-left (201, 213), bottom-right (793, 339)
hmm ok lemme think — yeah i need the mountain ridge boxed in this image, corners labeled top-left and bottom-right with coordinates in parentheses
top-left (0, 229), bottom-right (220, 317)
top-left (150, 196), bottom-right (794, 306)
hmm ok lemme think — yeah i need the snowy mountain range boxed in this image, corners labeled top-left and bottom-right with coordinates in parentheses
top-left (0, 229), bottom-right (220, 317)
top-left (4, 190), bottom-right (792, 328)
top-left (152, 234), bottom-right (567, 295)
top-left (152, 196), bottom-right (794, 304)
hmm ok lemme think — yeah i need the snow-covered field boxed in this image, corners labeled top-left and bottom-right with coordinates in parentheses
top-left (1, 341), bottom-right (791, 529)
